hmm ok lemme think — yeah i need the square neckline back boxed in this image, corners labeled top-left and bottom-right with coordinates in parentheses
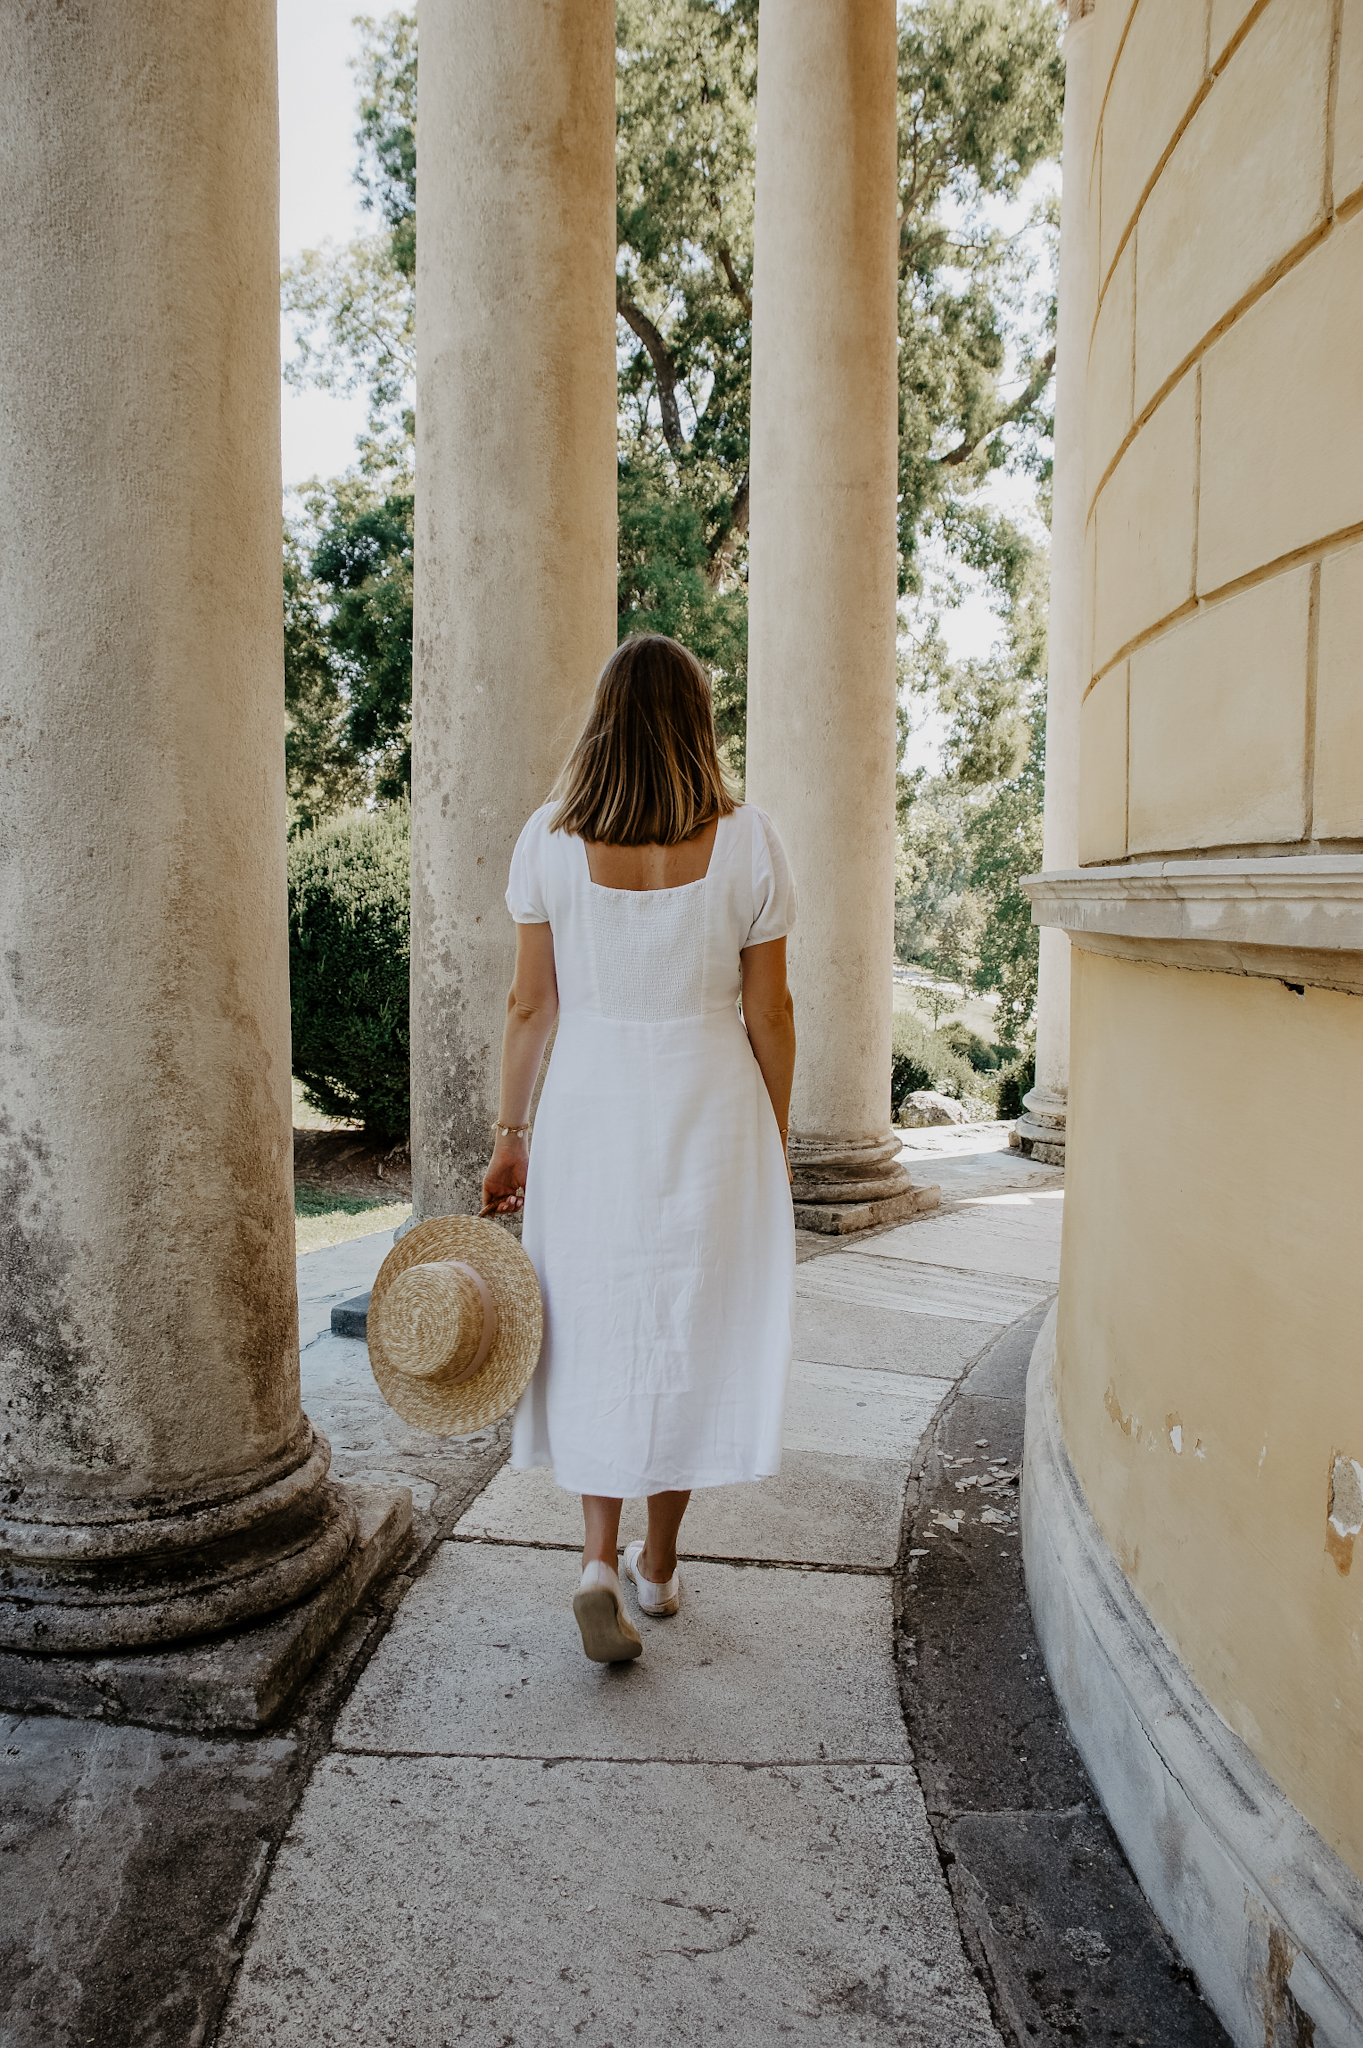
top-left (579, 810), bottom-right (730, 896)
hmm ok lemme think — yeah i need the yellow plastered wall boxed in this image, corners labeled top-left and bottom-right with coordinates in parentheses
top-left (1059, 951), bottom-right (1363, 1876)
top-left (1059, 0), bottom-right (1363, 1877)
top-left (1077, 0), bottom-right (1363, 865)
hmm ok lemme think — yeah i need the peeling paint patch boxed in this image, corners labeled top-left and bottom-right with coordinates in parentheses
top-left (1325, 1454), bottom-right (1363, 1577)
top-left (1104, 1381), bottom-right (1138, 1438)
top-left (1165, 1412), bottom-right (1183, 1455)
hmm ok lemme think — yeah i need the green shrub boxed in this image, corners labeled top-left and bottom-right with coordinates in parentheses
top-left (890, 1010), bottom-right (994, 1119)
top-left (996, 1052), bottom-right (1036, 1122)
top-left (939, 1020), bottom-right (1001, 1073)
top-left (288, 805), bottom-right (410, 1141)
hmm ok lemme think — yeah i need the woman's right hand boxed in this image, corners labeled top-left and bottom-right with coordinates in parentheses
top-left (480, 1135), bottom-right (529, 1217)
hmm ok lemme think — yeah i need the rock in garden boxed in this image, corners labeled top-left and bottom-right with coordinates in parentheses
top-left (898, 1090), bottom-right (966, 1127)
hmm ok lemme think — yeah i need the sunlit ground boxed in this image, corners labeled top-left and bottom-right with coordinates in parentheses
top-left (291, 1077), bottom-right (411, 1255)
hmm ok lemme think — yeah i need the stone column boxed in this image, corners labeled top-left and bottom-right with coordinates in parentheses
top-left (0, 5), bottom-right (367, 1676)
top-left (1014, 3), bottom-right (1097, 1168)
top-left (747, 0), bottom-right (930, 1232)
top-left (411, 2), bottom-right (618, 1221)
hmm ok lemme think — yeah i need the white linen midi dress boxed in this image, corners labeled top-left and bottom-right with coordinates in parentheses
top-left (505, 801), bottom-right (797, 1498)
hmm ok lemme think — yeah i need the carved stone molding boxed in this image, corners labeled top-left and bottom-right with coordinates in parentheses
top-left (1022, 857), bottom-right (1363, 993)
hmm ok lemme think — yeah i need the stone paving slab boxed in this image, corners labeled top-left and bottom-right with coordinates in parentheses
top-left (795, 1287), bottom-right (1005, 1375)
top-left (862, 1195), bottom-right (1065, 1285)
top-left (335, 1544), bottom-right (908, 1764)
top-left (454, 1446), bottom-right (909, 1566)
top-left (0, 1716), bottom-right (301, 2048)
top-left (219, 1752), bottom-right (1001, 2048)
top-left (782, 1361), bottom-right (946, 1459)
top-left (800, 1255), bottom-right (1050, 1325)
top-left (296, 1227), bottom-right (397, 1344)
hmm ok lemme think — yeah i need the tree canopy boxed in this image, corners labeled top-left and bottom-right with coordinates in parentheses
top-left (280, 0), bottom-right (1063, 1036)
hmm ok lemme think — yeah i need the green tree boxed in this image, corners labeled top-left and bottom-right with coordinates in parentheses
top-left (896, 0), bottom-right (1064, 600)
top-left (305, 481), bottom-right (414, 801)
top-left (614, 0), bottom-right (759, 690)
top-left (966, 701), bottom-right (1045, 1047)
top-left (897, 532), bottom-right (1048, 1043)
top-left (289, 804), bottom-right (411, 1139)
top-left (282, 11), bottom-right (416, 473)
top-left (281, 2), bottom-right (1062, 789)
top-left (284, 528), bottom-right (368, 834)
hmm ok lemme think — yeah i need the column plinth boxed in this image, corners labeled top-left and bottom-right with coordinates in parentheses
top-left (0, 1422), bottom-right (359, 1655)
top-left (0, 3), bottom-right (407, 1716)
top-left (1012, 1085), bottom-right (1069, 1168)
top-left (789, 1134), bottom-right (939, 1236)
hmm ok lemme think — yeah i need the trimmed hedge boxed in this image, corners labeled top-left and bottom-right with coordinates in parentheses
top-left (890, 1009), bottom-right (992, 1119)
top-left (939, 1019), bottom-right (1001, 1073)
top-left (288, 805), bottom-right (410, 1141)
top-left (996, 1052), bottom-right (1036, 1122)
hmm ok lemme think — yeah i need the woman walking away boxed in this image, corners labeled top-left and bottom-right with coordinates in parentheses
top-left (481, 634), bottom-right (797, 1664)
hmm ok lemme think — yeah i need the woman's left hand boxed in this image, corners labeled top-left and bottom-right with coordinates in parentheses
top-left (480, 1135), bottom-right (529, 1217)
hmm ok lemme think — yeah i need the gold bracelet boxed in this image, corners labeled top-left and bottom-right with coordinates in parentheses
top-left (494, 1120), bottom-right (532, 1139)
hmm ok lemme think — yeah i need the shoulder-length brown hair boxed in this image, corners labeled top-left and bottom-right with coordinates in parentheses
top-left (548, 634), bottom-right (738, 846)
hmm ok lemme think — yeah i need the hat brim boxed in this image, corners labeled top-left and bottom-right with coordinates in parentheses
top-left (367, 1216), bottom-right (543, 1436)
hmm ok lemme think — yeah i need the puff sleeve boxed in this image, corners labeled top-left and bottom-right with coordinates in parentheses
top-left (745, 806), bottom-right (797, 947)
top-left (505, 807), bottom-right (551, 924)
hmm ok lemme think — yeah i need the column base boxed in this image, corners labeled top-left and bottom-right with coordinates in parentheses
top-left (0, 1420), bottom-right (368, 1656)
top-left (0, 1481), bottom-right (412, 1733)
top-left (790, 1131), bottom-right (940, 1236)
top-left (1010, 1083), bottom-right (1067, 1166)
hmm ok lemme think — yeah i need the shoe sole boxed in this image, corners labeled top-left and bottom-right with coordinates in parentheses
top-left (572, 1584), bottom-right (643, 1663)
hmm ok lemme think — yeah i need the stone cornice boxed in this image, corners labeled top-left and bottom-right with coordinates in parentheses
top-left (1020, 857), bottom-right (1363, 993)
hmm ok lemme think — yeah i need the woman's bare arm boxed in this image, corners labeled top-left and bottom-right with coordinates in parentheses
top-left (480, 921), bottom-right (559, 1216)
top-left (741, 937), bottom-right (796, 1175)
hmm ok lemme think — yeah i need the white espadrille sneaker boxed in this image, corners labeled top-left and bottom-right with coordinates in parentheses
top-left (572, 1560), bottom-right (643, 1663)
top-left (622, 1539), bottom-right (682, 1618)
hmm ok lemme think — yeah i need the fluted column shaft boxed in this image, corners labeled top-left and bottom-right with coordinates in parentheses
top-left (0, 3), bottom-right (353, 1655)
top-left (411, 1), bottom-right (618, 1221)
top-left (747, 0), bottom-right (915, 1226)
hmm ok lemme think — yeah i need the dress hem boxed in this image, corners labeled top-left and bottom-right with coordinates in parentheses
top-left (509, 1453), bottom-right (784, 1496)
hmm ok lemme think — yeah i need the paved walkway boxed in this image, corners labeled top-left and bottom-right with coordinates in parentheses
top-left (219, 1127), bottom-right (1064, 2046)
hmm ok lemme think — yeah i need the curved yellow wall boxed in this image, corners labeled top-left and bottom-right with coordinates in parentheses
top-left (1059, 0), bottom-right (1363, 1875)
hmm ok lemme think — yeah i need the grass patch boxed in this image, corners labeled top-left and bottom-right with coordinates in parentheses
top-left (294, 1187), bottom-right (412, 1257)
top-left (892, 978), bottom-right (1001, 1045)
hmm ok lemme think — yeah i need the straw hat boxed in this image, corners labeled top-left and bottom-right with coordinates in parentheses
top-left (367, 1216), bottom-right (543, 1435)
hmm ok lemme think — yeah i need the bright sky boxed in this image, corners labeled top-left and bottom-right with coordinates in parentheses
top-left (278, 0), bottom-right (372, 487)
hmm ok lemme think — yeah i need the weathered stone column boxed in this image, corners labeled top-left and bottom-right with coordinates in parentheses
top-left (1014, 2), bottom-right (1097, 1168)
top-left (747, 0), bottom-right (932, 1232)
top-left (0, 3), bottom-right (395, 1701)
top-left (411, 2), bottom-right (618, 1220)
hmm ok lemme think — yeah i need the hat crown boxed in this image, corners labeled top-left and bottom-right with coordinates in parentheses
top-left (369, 1259), bottom-right (498, 1387)
top-left (365, 1213), bottom-right (542, 1438)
